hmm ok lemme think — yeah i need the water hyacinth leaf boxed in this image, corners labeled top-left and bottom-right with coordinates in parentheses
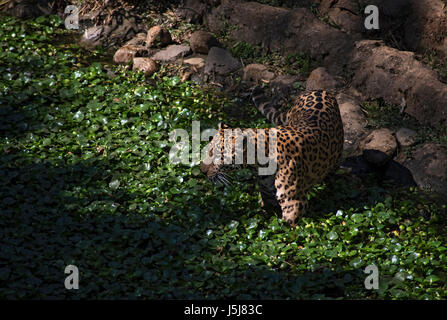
top-left (327, 231), bottom-right (339, 241)
top-left (109, 178), bottom-right (120, 190)
top-left (349, 257), bottom-right (362, 268)
top-left (73, 110), bottom-right (84, 121)
top-left (425, 275), bottom-right (440, 284)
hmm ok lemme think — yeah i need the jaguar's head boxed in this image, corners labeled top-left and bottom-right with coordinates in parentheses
top-left (200, 123), bottom-right (234, 186)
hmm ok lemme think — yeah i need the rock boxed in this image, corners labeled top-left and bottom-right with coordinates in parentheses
top-left (306, 67), bottom-right (342, 91)
top-left (404, 0), bottom-right (447, 57)
top-left (146, 26), bottom-right (172, 48)
top-left (101, 25), bottom-right (115, 39)
top-left (108, 18), bottom-right (140, 46)
top-left (395, 128), bottom-right (418, 148)
top-left (183, 57), bottom-right (206, 69)
top-left (328, 7), bottom-right (362, 34)
top-left (204, 47), bottom-right (241, 75)
top-left (350, 40), bottom-right (447, 128)
top-left (113, 45), bottom-right (148, 65)
top-left (175, 0), bottom-right (209, 24)
top-left (317, 0), bottom-right (359, 15)
top-left (125, 33), bottom-right (147, 46)
top-left (336, 93), bottom-right (369, 158)
top-left (190, 30), bottom-right (221, 54)
top-left (78, 11), bottom-right (145, 50)
top-left (361, 128), bottom-right (397, 166)
top-left (152, 45), bottom-right (192, 62)
top-left (270, 75), bottom-right (301, 96)
top-left (132, 58), bottom-right (158, 76)
top-left (361, 0), bottom-right (409, 41)
top-left (206, 0), bottom-right (354, 75)
top-left (368, 0), bottom-right (409, 18)
top-left (76, 7), bottom-right (147, 50)
top-left (4, 0), bottom-right (53, 18)
top-left (399, 143), bottom-right (447, 194)
top-left (78, 9), bottom-right (101, 27)
top-left (242, 64), bottom-right (276, 83)
top-left (318, 0), bottom-right (363, 34)
top-left (80, 26), bottom-right (104, 49)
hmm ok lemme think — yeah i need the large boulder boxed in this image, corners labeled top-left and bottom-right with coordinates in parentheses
top-left (175, 0), bottom-right (207, 23)
top-left (175, 0), bottom-right (221, 24)
top-left (350, 40), bottom-right (447, 128)
top-left (270, 75), bottom-right (302, 97)
top-left (206, 0), bottom-right (355, 75)
top-left (327, 5), bottom-right (362, 34)
top-left (306, 67), bottom-right (342, 91)
top-left (317, 0), bottom-right (359, 15)
top-left (398, 143), bottom-right (447, 194)
top-left (204, 47), bottom-right (241, 75)
top-left (404, 0), bottom-right (447, 57)
top-left (319, 0), bottom-right (410, 34)
top-left (3, 0), bottom-right (54, 18)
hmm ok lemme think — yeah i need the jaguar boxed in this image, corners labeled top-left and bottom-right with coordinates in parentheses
top-left (200, 88), bottom-right (344, 226)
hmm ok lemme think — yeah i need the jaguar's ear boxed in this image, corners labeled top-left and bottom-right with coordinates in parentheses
top-left (218, 122), bottom-right (229, 130)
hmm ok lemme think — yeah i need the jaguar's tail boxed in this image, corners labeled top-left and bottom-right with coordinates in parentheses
top-left (251, 87), bottom-right (287, 126)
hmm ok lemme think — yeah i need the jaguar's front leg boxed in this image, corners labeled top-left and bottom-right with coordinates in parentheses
top-left (274, 165), bottom-right (307, 226)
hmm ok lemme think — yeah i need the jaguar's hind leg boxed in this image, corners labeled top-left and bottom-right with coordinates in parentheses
top-left (274, 162), bottom-right (308, 226)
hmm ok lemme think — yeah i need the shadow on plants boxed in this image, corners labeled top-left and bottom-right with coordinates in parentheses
top-left (0, 150), bottom-right (369, 299)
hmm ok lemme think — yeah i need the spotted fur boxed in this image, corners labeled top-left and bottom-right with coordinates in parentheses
top-left (200, 89), bottom-right (344, 226)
